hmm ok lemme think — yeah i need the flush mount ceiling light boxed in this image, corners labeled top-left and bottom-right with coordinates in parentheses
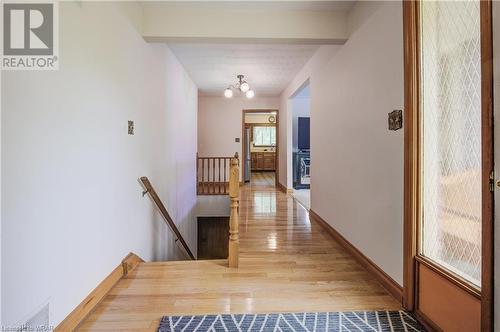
top-left (224, 74), bottom-right (255, 99)
top-left (224, 88), bottom-right (233, 98)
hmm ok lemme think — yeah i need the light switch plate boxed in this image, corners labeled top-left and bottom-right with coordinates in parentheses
top-left (235, 138), bottom-right (240, 142)
top-left (128, 120), bottom-right (134, 135)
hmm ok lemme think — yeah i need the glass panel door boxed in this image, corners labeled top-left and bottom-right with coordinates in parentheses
top-left (420, 0), bottom-right (482, 286)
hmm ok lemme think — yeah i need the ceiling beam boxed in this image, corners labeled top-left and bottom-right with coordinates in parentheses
top-left (140, 3), bottom-right (349, 45)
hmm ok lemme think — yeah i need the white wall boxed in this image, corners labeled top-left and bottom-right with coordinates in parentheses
top-left (0, 69), bottom-right (2, 328)
top-left (198, 96), bottom-right (279, 179)
top-left (279, 46), bottom-right (340, 188)
top-left (281, 1), bottom-right (404, 284)
top-left (245, 113), bottom-right (275, 124)
top-left (1, 2), bottom-right (198, 328)
top-left (313, 1), bottom-right (404, 284)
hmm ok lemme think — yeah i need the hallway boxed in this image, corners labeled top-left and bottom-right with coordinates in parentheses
top-left (2, 0), bottom-right (496, 330)
top-left (79, 185), bottom-right (399, 331)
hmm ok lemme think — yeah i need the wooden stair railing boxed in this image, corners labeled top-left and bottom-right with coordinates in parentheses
top-left (197, 152), bottom-right (239, 195)
top-left (140, 177), bottom-right (195, 260)
top-left (228, 155), bottom-right (240, 268)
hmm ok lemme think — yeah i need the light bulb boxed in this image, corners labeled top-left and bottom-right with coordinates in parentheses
top-left (240, 82), bottom-right (250, 93)
top-left (224, 88), bottom-right (233, 98)
top-left (246, 90), bottom-right (255, 99)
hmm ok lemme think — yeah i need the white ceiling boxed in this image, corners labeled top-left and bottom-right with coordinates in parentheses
top-left (169, 44), bottom-right (321, 97)
top-left (146, 1), bottom-right (357, 12)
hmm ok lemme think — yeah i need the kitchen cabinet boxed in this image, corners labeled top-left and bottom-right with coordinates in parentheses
top-left (251, 152), bottom-right (275, 171)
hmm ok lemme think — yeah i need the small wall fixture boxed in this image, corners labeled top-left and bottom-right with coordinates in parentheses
top-left (388, 110), bottom-right (403, 131)
top-left (224, 74), bottom-right (255, 99)
top-left (128, 120), bottom-right (135, 135)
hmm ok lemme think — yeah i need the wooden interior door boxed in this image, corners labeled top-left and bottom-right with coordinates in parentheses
top-left (403, 1), bottom-right (494, 331)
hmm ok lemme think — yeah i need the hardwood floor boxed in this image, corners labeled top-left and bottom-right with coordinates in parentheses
top-left (250, 171), bottom-right (275, 187)
top-left (78, 184), bottom-right (400, 331)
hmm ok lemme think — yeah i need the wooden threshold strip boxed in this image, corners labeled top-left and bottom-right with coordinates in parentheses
top-left (54, 252), bottom-right (144, 332)
top-left (309, 210), bottom-right (403, 304)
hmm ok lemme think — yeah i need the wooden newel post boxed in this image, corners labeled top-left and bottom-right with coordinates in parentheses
top-left (228, 152), bottom-right (239, 268)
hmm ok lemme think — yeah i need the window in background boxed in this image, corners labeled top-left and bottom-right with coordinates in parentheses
top-left (253, 126), bottom-right (276, 146)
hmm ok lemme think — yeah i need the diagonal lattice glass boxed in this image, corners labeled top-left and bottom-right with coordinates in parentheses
top-left (420, 0), bottom-right (482, 287)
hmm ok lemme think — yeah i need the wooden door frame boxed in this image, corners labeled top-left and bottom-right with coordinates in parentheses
top-left (403, 1), bottom-right (494, 330)
top-left (242, 109), bottom-right (279, 187)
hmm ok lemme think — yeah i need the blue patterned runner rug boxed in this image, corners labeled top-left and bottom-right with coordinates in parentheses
top-left (158, 311), bottom-right (425, 332)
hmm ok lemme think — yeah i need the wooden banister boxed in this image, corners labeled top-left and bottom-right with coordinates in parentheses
top-left (228, 153), bottom-right (240, 268)
top-left (197, 153), bottom-right (239, 195)
top-left (139, 177), bottom-right (195, 260)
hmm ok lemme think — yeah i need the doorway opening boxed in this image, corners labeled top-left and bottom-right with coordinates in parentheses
top-left (290, 82), bottom-right (311, 209)
top-left (242, 109), bottom-right (279, 188)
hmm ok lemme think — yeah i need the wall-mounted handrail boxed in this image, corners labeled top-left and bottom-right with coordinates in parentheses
top-left (174, 238), bottom-right (193, 261)
top-left (139, 177), bottom-right (195, 260)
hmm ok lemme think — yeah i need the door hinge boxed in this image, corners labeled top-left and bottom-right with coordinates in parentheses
top-left (489, 170), bottom-right (495, 192)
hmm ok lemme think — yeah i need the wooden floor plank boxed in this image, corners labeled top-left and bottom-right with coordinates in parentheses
top-left (77, 180), bottom-right (400, 331)
top-left (250, 171), bottom-right (275, 186)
